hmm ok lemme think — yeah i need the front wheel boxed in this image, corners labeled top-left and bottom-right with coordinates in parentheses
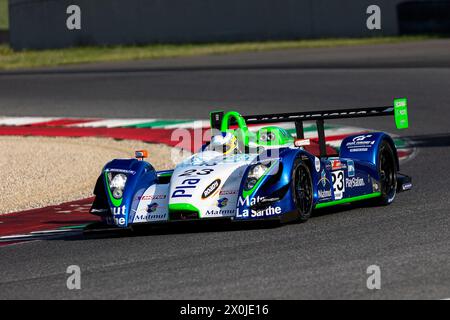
top-left (292, 160), bottom-right (313, 222)
top-left (376, 140), bottom-right (398, 205)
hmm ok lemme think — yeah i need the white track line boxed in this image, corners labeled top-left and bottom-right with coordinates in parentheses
top-left (30, 229), bottom-right (79, 235)
top-left (0, 117), bottom-right (415, 162)
top-left (69, 118), bottom-right (156, 128)
top-left (0, 117), bottom-right (59, 126)
top-left (0, 234), bottom-right (35, 240)
top-left (163, 120), bottom-right (210, 129)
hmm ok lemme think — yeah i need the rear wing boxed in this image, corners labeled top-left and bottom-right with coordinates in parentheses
top-left (210, 98), bottom-right (409, 157)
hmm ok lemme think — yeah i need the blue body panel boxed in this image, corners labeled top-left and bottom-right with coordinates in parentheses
top-left (235, 148), bottom-right (300, 220)
top-left (340, 132), bottom-right (398, 180)
top-left (102, 159), bottom-right (157, 228)
top-left (233, 132), bottom-right (396, 220)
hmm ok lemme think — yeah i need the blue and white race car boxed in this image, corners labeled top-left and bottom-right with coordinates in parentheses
top-left (90, 98), bottom-right (412, 227)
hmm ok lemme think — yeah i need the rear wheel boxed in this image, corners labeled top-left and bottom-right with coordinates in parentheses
top-left (292, 160), bottom-right (313, 222)
top-left (376, 140), bottom-right (397, 205)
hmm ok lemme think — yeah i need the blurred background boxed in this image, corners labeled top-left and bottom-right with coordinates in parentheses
top-left (0, 0), bottom-right (449, 300)
top-left (2, 0), bottom-right (450, 49)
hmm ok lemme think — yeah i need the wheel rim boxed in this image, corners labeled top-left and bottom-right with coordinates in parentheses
top-left (380, 147), bottom-right (396, 199)
top-left (295, 165), bottom-right (312, 214)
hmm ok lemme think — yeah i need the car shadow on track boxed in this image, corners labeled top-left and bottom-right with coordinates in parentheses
top-left (61, 219), bottom-right (281, 242)
top-left (49, 200), bottom-right (377, 243)
top-left (404, 133), bottom-right (450, 148)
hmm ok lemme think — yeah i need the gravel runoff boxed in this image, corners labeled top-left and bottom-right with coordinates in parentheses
top-left (0, 136), bottom-right (185, 214)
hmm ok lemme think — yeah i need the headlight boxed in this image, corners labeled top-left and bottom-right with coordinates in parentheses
top-left (108, 173), bottom-right (127, 199)
top-left (245, 177), bottom-right (258, 190)
top-left (244, 162), bottom-right (270, 190)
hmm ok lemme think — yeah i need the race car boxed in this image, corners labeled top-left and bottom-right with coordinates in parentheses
top-left (90, 98), bottom-right (412, 228)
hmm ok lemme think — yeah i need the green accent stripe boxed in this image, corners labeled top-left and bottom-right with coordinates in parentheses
top-left (157, 172), bottom-right (173, 177)
top-left (58, 224), bottom-right (89, 230)
top-left (315, 192), bottom-right (381, 209)
top-left (168, 203), bottom-right (199, 213)
top-left (127, 120), bottom-right (193, 128)
top-left (242, 161), bottom-right (278, 199)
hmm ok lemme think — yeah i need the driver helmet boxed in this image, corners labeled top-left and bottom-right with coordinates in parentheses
top-left (209, 132), bottom-right (238, 155)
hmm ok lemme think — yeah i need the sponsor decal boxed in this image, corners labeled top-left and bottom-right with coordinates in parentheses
top-left (112, 205), bottom-right (126, 216)
top-left (294, 138), bottom-right (311, 147)
top-left (315, 157), bottom-right (321, 172)
top-left (347, 160), bottom-right (355, 177)
top-left (105, 168), bottom-right (136, 175)
top-left (219, 190), bottom-right (238, 195)
top-left (346, 134), bottom-right (375, 153)
top-left (318, 189), bottom-right (332, 199)
top-left (138, 194), bottom-right (166, 201)
top-left (147, 203), bottom-right (159, 213)
top-left (236, 206), bottom-right (282, 218)
top-left (331, 159), bottom-right (342, 170)
top-left (105, 216), bottom-right (126, 226)
top-left (350, 148), bottom-right (369, 152)
top-left (238, 195), bottom-right (266, 206)
top-left (134, 212), bottom-right (167, 222)
top-left (106, 205), bottom-right (127, 226)
top-left (217, 197), bottom-right (228, 208)
top-left (171, 178), bottom-right (200, 198)
top-left (317, 170), bottom-right (332, 199)
top-left (345, 177), bottom-right (365, 188)
top-left (318, 170), bottom-right (329, 188)
top-left (353, 134), bottom-right (372, 142)
top-left (105, 217), bottom-right (125, 226)
top-left (332, 170), bottom-right (345, 200)
top-left (204, 209), bottom-right (236, 217)
top-left (202, 179), bottom-right (221, 199)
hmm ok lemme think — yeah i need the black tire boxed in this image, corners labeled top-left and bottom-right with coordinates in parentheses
top-left (376, 140), bottom-right (398, 205)
top-left (292, 159), bottom-right (313, 222)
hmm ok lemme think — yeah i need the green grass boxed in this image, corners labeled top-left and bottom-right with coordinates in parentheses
top-left (0, 0), bottom-right (8, 30)
top-left (0, 36), bottom-right (433, 70)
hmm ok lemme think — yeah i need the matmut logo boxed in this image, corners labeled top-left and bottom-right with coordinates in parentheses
top-left (238, 196), bottom-right (265, 206)
top-left (112, 205), bottom-right (126, 216)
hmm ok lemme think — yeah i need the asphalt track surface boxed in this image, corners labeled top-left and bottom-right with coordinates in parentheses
top-left (0, 40), bottom-right (449, 299)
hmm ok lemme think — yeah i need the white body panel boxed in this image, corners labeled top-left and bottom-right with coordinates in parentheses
top-left (169, 151), bottom-right (258, 218)
top-left (132, 151), bottom-right (260, 221)
top-left (132, 184), bottom-right (170, 223)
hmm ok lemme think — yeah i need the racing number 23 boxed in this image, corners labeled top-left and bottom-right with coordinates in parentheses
top-left (179, 169), bottom-right (214, 176)
top-left (332, 170), bottom-right (345, 200)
